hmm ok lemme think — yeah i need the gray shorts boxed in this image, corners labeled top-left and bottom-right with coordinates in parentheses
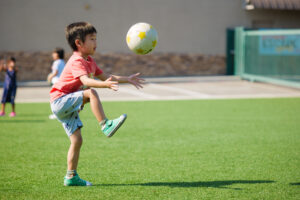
top-left (50, 91), bottom-right (84, 137)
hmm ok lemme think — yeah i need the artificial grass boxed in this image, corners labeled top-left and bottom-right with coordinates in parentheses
top-left (0, 98), bottom-right (299, 199)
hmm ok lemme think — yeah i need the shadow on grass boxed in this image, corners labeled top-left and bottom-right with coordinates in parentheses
top-left (290, 182), bottom-right (300, 186)
top-left (95, 180), bottom-right (274, 190)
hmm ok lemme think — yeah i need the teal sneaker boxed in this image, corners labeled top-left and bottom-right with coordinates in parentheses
top-left (64, 174), bottom-right (92, 186)
top-left (102, 114), bottom-right (127, 137)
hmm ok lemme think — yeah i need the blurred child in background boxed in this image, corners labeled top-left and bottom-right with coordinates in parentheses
top-left (47, 48), bottom-right (65, 85)
top-left (47, 48), bottom-right (65, 119)
top-left (0, 57), bottom-right (18, 117)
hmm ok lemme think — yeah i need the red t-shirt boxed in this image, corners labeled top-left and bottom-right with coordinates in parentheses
top-left (50, 51), bottom-right (103, 102)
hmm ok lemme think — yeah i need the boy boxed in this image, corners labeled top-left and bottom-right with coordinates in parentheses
top-left (50, 22), bottom-right (144, 186)
top-left (0, 57), bottom-right (18, 117)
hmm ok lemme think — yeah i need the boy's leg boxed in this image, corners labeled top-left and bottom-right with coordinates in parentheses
top-left (9, 103), bottom-right (16, 117)
top-left (64, 128), bottom-right (92, 186)
top-left (11, 103), bottom-right (15, 113)
top-left (11, 88), bottom-right (16, 113)
top-left (82, 89), bottom-right (127, 137)
top-left (1, 88), bottom-right (8, 114)
top-left (83, 89), bottom-right (106, 123)
top-left (67, 128), bottom-right (82, 173)
top-left (0, 103), bottom-right (5, 115)
top-left (9, 87), bottom-right (16, 116)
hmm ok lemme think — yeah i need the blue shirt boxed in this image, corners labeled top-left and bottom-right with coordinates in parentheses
top-left (52, 59), bottom-right (65, 78)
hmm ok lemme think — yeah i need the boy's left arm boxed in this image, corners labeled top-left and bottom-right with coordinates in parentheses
top-left (96, 72), bottom-right (145, 89)
top-left (0, 60), bottom-right (6, 72)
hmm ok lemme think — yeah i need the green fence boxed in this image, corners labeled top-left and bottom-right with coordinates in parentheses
top-left (234, 27), bottom-right (300, 88)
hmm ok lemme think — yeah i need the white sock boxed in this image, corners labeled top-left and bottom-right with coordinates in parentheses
top-left (66, 170), bottom-right (77, 178)
top-left (100, 118), bottom-right (108, 127)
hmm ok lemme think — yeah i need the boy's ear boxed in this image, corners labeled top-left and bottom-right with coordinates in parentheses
top-left (75, 39), bottom-right (82, 49)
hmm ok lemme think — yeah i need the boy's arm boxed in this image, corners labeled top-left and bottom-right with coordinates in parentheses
top-left (0, 60), bottom-right (7, 71)
top-left (96, 72), bottom-right (145, 89)
top-left (80, 75), bottom-right (119, 91)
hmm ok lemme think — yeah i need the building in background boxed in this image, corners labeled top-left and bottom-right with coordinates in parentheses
top-left (0, 0), bottom-right (299, 54)
top-left (0, 0), bottom-right (299, 81)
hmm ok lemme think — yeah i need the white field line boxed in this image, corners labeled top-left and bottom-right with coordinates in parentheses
top-left (16, 98), bottom-right (50, 103)
top-left (148, 83), bottom-right (212, 98)
top-left (119, 87), bottom-right (158, 99)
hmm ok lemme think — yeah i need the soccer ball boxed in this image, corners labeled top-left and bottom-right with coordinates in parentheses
top-left (126, 22), bottom-right (158, 55)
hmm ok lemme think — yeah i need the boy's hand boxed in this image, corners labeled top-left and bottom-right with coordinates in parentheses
top-left (128, 73), bottom-right (145, 89)
top-left (105, 77), bottom-right (119, 91)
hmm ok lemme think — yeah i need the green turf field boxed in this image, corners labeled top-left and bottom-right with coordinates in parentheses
top-left (0, 98), bottom-right (299, 199)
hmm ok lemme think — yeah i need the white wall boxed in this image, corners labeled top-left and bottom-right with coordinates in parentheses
top-left (0, 0), bottom-right (299, 54)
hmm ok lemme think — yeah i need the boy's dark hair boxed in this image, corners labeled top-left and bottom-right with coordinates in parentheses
top-left (66, 22), bottom-right (97, 51)
top-left (54, 47), bottom-right (65, 59)
top-left (9, 57), bottom-right (16, 63)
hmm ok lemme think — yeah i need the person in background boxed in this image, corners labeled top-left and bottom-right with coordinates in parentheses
top-left (47, 48), bottom-right (65, 85)
top-left (47, 48), bottom-right (65, 119)
top-left (0, 57), bottom-right (18, 117)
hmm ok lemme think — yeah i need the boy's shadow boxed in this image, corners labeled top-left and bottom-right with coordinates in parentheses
top-left (95, 180), bottom-right (274, 190)
top-left (290, 182), bottom-right (300, 186)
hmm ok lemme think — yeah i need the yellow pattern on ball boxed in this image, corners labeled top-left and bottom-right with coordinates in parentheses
top-left (138, 32), bottom-right (146, 40)
top-left (152, 40), bottom-right (157, 47)
top-left (127, 36), bottom-right (130, 44)
top-left (136, 48), bottom-right (144, 54)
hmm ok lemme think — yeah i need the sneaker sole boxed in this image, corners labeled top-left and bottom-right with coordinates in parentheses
top-left (107, 114), bottom-right (127, 138)
top-left (64, 181), bottom-right (93, 186)
top-left (64, 183), bottom-right (92, 186)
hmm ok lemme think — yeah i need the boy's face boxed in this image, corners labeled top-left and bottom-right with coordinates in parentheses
top-left (79, 33), bottom-right (97, 56)
top-left (8, 60), bottom-right (15, 68)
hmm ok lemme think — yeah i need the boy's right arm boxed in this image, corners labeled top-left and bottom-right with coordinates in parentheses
top-left (80, 75), bottom-right (119, 91)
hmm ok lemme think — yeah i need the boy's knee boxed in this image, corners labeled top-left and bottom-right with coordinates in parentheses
top-left (70, 129), bottom-right (83, 147)
top-left (73, 136), bottom-right (83, 148)
top-left (83, 89), bottom-right (99, 105)
top-left (90, 88), bottom-right (97, 96)
top-left (83, 88), bottom-right (97, 98)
